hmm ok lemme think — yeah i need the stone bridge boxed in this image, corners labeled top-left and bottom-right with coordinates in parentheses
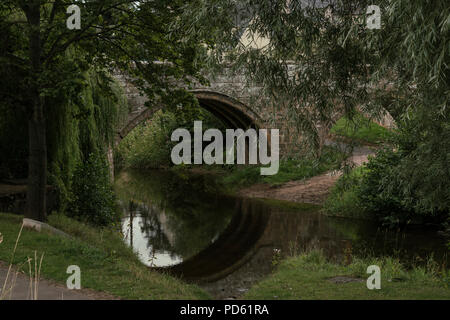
top-left (113, 66), bottom-right (301, 151)
top-left (113, 66), bottom-right (396, 155)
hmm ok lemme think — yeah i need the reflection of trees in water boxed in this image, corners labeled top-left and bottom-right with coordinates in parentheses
top-left (117, 169), bottom-right (449, 276)
top-left (138, 202), bottom-right (174, 254)
top-left (116, 169), bottom-right (235, 260)
top-left (119, 200), bottom-right (173, 258)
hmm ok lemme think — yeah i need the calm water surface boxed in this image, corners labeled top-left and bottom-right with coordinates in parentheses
top-left (115, 169), bottom-right (449, 299)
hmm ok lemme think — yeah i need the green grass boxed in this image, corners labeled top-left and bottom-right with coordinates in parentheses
top-left (219, 146), bottom-right (347, 191)
top-left (244, 250), bottom-right (450, 300)
top-left (3, 213), bottom-right (448, 300)
top-left (330, 113), bottom-right (391, 145)
top-left (0, 213), bottom-right (210, 299)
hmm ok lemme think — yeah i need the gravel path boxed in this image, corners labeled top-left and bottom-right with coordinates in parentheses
top-left (239, 144), bottom-right (375, 205)
top-left (0, 261), bottom-right (118, 300)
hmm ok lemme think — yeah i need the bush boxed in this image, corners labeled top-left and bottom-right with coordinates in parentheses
top-left (326, 144), bottom-right (449, 227)
top-left (357, 149), bottom-right (408, 224)
top-left (325, 111), bottom-right (450, 229)
top-left (358, 145), bottom-right (449, 226)
top-left (68, 152), bottom-right (118, 226)
top-left (323, 166), bottom-right (368, 219)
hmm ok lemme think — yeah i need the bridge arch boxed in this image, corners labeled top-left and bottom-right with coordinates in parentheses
top-left (115, 90), bottom-right (264, 146)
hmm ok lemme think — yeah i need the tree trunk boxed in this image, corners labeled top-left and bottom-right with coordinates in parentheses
top-left (26, 111), bottom-right (47, 222)
top-left (25, 2), bottom-right (47, 222)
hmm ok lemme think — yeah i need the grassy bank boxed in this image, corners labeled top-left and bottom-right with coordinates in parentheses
top-left (330, 113), bottom-right (391, 146)
top-left (244, 250), bottom-right (449, 300)
top-left (216, 146), bottom-right (347, 191)
top-left (0, 213), bottom-right (209, 299)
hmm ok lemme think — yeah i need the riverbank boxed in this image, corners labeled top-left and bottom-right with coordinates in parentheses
top-left (231, 144), bottom-right (375, 205)
top-left (243, 250), bottom-right (449, 300)
top-left (115, 113), bottom-right (387, 209)
top-left (2, 209), bottom-right (448, 300)
top-left (0, 213), bottom-right (209, 300)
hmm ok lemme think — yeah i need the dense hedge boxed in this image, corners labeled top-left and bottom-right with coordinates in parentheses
top-left (325, 125), bottom-right (450, 228)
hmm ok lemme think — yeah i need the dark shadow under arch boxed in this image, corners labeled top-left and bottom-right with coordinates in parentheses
top-left (115, 91), bottom-right (263, 146)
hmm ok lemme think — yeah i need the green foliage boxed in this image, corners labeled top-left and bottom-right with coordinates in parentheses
top-left (0, 1), bottom-right (212, 220)
top-left (180, 0), bottom-right (388, 149)
top-left (356, 109), bottom-right (449, 226)
top-left (390, 118), bottom-right (450, 216)
top-left (76, 69), bottom-right (129, 153)
top-left (47, 66), bottom-right (128, 214)
top-left (0, 1), bottom-right (210, 109)
top-left (358, 146), bottom-right (449, 226)
top-left (325, 138), bottom-right (449, 226)
top-left (330, 113), bottom-right (392, 145)
top-left (323, 166), bottom-right (368, 219)
top-left (0, 49), bottom-right (128, 216)
top-left (116, 111), bottom-right (179, 169)
top-left (357, 149), bottom-right (407, 223)
top-left (116, 108), bottom-right (226, 169)
top-left (221, 146), bottom-right (347, 189)
top-left (184, 0), bottom-right (449, 149)
top-left (68, 153), bottom-right (118, 227)
top-left (0, 38), bottom-right (128, 213)
top-left (184, 0), bottom-right (450, 228)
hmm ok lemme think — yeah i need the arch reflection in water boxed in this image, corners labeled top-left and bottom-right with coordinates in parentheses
top-left (116, 168), bottom-right (449, 292)
top-left (117, 169), bottom-right (238, 269)
top-left (159, 198), bottom-right (271, 282)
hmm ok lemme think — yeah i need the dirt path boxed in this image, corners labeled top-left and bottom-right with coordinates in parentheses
top-left (239, 144), bottom-right (375, 205)
top-left (0, 261), bottom-right (118, 300)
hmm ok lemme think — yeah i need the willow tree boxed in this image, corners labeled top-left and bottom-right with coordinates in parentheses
top-left (186, 0), bottom-right (449, 217)
top-left (179, 0), bottom-right (448, 149)
top-left (0, 0), bottom-right (209, 221)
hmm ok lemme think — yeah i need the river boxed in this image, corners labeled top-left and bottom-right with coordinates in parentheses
top-left (114, 168), bottom-right (449, 299)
